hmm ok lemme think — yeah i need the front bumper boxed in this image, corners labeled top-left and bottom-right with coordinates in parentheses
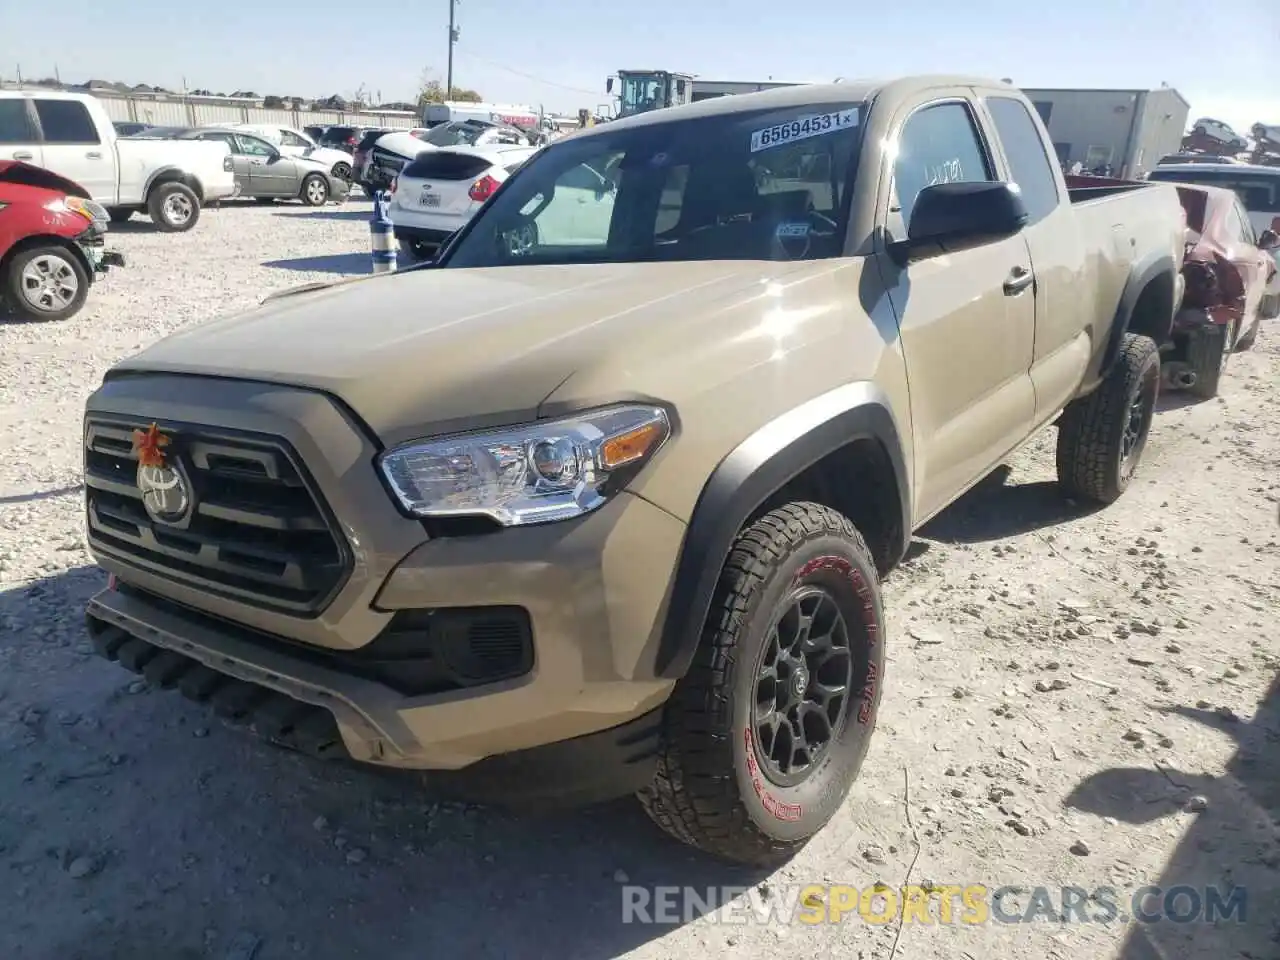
top-left (82, 375), bottom-right (683, 780)
top-left (76, 223), bottom-right (125, 276)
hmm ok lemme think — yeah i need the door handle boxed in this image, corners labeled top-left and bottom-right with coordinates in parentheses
top-left (86, 151), bottom-right (103, 159)
top-left (1003, 265), bottom-right (1034, 296)
top-left (249, 159), bottom-right (266, 166)
top-left (12, 151), bottom-right (33, 160)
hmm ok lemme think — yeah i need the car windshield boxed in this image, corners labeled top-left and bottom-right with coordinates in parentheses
top-left (422, 121), bottom-right (493, 147)
top-left (441, 102), bottom-right (866, 268)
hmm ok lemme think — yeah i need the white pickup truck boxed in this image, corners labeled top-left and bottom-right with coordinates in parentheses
top-left (0, 91), bottom-right (237, 231)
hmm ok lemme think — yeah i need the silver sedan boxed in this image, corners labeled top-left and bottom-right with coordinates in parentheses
top-left (169, 127), bottom-right (350, 205)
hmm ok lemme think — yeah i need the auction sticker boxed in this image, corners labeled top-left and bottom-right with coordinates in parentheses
top-left (750, 108), bottom-right (859, 153)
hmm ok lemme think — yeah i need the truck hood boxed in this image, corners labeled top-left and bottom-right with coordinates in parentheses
top-left (110, 261), bottom-right (801, 444)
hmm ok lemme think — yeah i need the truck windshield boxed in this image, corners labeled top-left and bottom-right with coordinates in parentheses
top-left (620, 74), bottom-right (669, 115)
top-left (442, 102), bottom-right (866, 268)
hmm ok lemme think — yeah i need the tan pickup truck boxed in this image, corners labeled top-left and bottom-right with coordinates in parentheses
top-left (83, 75), bottom-right (1186, 866)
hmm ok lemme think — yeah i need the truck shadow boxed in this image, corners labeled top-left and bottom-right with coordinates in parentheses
top-left (1063, 672), bottom-right (1280, 958)
top-left (2, 568), bottom-right (770, 960)
top-left (274, 207), bottom-right (373, 222)
top-left (919, 465), bottom-right (1103, 545)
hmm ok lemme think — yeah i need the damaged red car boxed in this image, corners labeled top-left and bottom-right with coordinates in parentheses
top-left (0, 160), bottom-right (124, 323)
top-left (1166, 183), bottom-right (1277, 398)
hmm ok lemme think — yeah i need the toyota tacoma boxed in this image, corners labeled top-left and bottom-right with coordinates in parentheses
top-left (83, 76), bottom-right (1186, 865)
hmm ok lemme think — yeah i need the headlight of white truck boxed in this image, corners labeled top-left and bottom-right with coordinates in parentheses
top-left (378, 404), bottom-right (671, 526)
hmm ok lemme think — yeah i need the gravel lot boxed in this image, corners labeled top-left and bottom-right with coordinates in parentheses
top-left (1, 201), bottom-right (1278, 960)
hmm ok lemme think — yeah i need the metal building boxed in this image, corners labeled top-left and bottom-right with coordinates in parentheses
top-left (1020, 86), bottom-right (1191, 178)
top-left (690, 79), bottom-right (810, 102)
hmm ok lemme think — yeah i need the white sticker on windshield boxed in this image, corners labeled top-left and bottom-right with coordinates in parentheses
top-left (750, 109), bottom-right (859, 153)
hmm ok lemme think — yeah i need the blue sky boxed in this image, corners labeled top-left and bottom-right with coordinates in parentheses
top-left (2, 0), bottom-right (1274, 127)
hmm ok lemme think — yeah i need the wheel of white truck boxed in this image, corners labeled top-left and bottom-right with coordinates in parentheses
top-left (301, 174), bottom-right (329, 206)
top-left (4, 245), bottom-right (90, 323)
top-left (638, 501), bottom-right (884, 866)
top-left (1056, 332), bottom-right (1160, 505)
top-left (147, 182), bottom-right (201, 232)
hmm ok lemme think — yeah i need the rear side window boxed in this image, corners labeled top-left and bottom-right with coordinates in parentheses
top-left (33, 99), bottom-right (100, 144)
top-left (358, 131), bottom-right (384, 150)
top-left (986, 97), bottom-right (1060, 225)
top-left (402, 152), bottom-right (493, 181)
top-left (0, 99), bottom-right (36, 144)
top-left (893, 101), bottom-right (993, 226)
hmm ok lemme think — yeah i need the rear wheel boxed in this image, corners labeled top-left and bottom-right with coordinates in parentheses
top-left (1056, 332), bottom-right (1160, 504)
top-left (301, 174), bottom-right (329, 206)
top-left (147, 181), bottom-right (200, 232)
top-left (638, 502), bottom-right (884, 866)
top-left (4, 245), bottom-right (90, 322)
top-left (1188, 321), bottom-right (1232, 399)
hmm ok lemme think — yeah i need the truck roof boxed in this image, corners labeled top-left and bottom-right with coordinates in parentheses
top-left (578, 74), bottom-right (1016, 137)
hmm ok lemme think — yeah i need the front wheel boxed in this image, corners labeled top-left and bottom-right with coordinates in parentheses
top-left (300, 174), bottom-right (329, 206)
top-left (107, 207), bottom-right (134, 224)
top-left (638, 502), bottom-right (884, 866)
top-left (1056, 332), bottom-right (1160, 504)
top-left (397, 237), bottom-right (434, 264)
top-left (147, 181), bottom-right (201, 232)
top-left (4, 245), bottom-right (90, 322)
top-left (332, 162), bottom-right (352, 182)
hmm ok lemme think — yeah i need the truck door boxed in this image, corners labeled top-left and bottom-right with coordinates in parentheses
top-left (982, 94), bottom-right (1093, 426)
top-left (0, 98), bottom-right (42, 169)
top-left (31, 98), bottom-right (116, 203)
top-left (876, 97), bottom-right (1037, 523)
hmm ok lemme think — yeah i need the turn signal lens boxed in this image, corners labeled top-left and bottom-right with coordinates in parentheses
top-left (600, 421), bottom-right (665, 469)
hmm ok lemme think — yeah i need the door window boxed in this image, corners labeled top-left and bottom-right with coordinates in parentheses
top-left (1228, 202), bottom-right (1255, 244)
top-left (279, 129), bottom-right (310, 148)
top-left (893, 101), bottom-right (994, 225)
top-left (33, 99), bottom-right (100, 144)
top-left (235, 134), bottom-right (277, 157)
top-left (986, 96), bottom-right (1060, 225)
top-left (197, 131), bottom-right (239, 151)
top-left (0, 100), bottom-right (36, 144)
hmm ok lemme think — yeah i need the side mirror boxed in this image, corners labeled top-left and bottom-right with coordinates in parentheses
top-left (892, 181), bottom-right (1028, 264)
top-left (1260, 229), bottom-right (1280, 251)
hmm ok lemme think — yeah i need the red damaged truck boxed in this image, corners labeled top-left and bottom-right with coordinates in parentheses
top-left (0, 160), bottom-right (124, 322)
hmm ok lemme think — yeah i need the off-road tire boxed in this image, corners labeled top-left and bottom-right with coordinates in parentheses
top-left (107, 207), bottom-right (133, 224)
top-left (1188, 321), bottom-right (1232, 399)
top-left (1056, 332), bottom-right (1160, 504)
top-left (638, 502), bottom-right (884, 866)
top-left (147, 181), bottom-right (201, 232)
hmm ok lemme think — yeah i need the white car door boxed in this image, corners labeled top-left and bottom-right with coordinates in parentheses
top-left (0, 98), bottom-right (42, 167)
top-left (31, 98), bottom-right (116, 202)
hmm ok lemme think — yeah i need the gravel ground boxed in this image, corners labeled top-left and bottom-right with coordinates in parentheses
top-left (1, 202), bottom-right (1278, 960)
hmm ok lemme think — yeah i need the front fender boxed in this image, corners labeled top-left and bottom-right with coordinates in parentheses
top-left (650, 381), bottom-right (910, 680)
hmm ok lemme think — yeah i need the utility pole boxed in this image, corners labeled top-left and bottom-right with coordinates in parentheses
top-left (446, 0), bottom-right (458, 99)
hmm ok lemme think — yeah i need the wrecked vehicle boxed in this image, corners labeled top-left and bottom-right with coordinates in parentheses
top-left (0, 161), bottom-right (124, 322)
top-left (1164, 183), bottom-right (1278, 397)
top-left (83, 76), bottom-right (1186, 866)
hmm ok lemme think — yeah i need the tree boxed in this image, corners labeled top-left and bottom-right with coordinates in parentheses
top-left (417, 67), bottom-right (482, 105)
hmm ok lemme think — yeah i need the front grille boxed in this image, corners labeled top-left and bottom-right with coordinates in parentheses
top-left (83, 418), bottom-right (351, 616)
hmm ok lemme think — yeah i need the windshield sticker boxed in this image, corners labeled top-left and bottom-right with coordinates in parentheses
top-left (775, 221), bottom-right (810, 239)
top-left (750, 109), bottom-right (859, 153)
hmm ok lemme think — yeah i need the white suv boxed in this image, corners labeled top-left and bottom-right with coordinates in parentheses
top-left (389, 144), bottom-right (538, 261)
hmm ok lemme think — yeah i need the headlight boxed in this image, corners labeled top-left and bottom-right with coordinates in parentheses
top-left (378, 404), bottom-right (671, 526)
top-left (44, 196), bottom-right (108, 222)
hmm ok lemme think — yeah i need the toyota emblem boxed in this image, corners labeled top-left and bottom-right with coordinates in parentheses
top-left (137, 461), bottom-right (191, 524)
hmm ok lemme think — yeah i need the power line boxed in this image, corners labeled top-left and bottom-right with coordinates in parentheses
top-left (452, 48), bottom-right (601, 97)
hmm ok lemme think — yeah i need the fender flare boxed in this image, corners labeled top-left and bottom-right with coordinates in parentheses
top-left (1094, 252), bottom-right (1178, 382)
top-left (650, 382), bottom-right (911, 680)
top-left (142, 166), bottom-right (204, 204)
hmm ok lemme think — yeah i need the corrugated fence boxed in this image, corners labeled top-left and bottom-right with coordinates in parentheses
top-left (6, 85), bottom-right (418, 130)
